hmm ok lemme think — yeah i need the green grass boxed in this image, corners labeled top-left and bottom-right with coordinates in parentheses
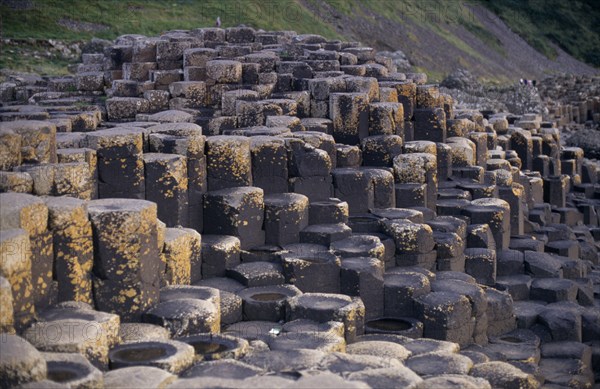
top-left (464, 23), bottom-right (506, 57)
top-left (0, 0), bottom-right (342, 41)
top-left (0, 0), bottom-right (343, 74)
top-left (414, 66), bottom-right (444, 84)
top-left (321, 0), bottom-right (507, 58)
top-left (0, 42), bottom-right (75, 75)
top-left (479, 0), bottom-right (600, 67)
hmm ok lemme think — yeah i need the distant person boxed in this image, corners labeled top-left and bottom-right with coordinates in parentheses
top-left (216, 16), bottom-right (221, 27)
top-left (519, 78), bottom-right (524, 85)
top-left (532, 80), bottom-right (537, 87)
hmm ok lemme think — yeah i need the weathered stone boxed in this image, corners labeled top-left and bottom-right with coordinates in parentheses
top-left (45, 197), bottom-right (93, 304)
top-left (87, 199), bottom-right (160, 321)
top-left (205, 136), bottom-right (252, 191)
top-left (160, 227), bottom-right (201, 286)
top-left (0, 120), bottom-right (57, 164)
top-left (0, 334), bottom-right (47, 388)
top-left (286, 293), bottom-right (365, 342)
top-left (203, 186), bottom-right (264, 250)
top-left (108, 340), bottom-right (194, 374)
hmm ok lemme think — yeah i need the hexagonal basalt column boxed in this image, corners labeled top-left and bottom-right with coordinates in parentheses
top-left (0, 193), bottom-right (53, 314)
top-left (0, 120), bottom-right (57, 164)
top-left (87, 199), bottom-right (160, 321)
top-left (286, 293), bottom-right (366, 342)
top-left (361, 135), bottom-right (403, 168)
top-left (340, 257), bottom-right (384, 321)
top-left (263, 193), bottom-right (309, 246)
top-left (108, 340), bottom-right (195, 374)
top-left (330, 93), bottom-right (369, 145)
top-left (0, 127), bottom-right (22, 170)
top-left (510, 129), bottom-right (533, 171)
top-left (143, 153), bottom-right (189, 228)
top-left (203, 187), bottom-right (265, 250)
top-left (462, 198), bottom-right (511, 251)
top-left (238, 284), bottom-right (302, 322)
top-left (0, 334), bottom-right (47, 387)
top-left (331, 169), bottom-right (374, 215)
top-left (381, 219), bottom-right (436, 269)
top-left (331, 235), bottom-right (386, 262)
top-left (368, 102), bottom-right (404, 137)
top-left (45, 197), bottom-right (93, 304)
top-left (384, 270), bottom-right (431, 318)
top-left (393, 152), bottom-right (437, 211)
top-left (413, 108), bottom-right (446, 143)
top-left (250, 136), bottom-right (288, 194)
top-left (415, 291), bottom-right (473, 347)
top-left (205, 136), bottom-right (252, 191)
top-left (23, 318), bottom-right (112, 369)
top-left (86, 127), bottom-right (146, 199)
top-left (200, 235), bottom-right (241, 278)
top-left (144, 298), bottom-right (220, 337)
top-left (281, 248), bottom-right (342, 294)
top-left (161, 227), bottom-right (201, 286)
top-left (0, 229), bottom-right (34, 330)
top-left (206, 60), bottom-right (243, 84)
top-left (309, 199), bottom-right (349, 225)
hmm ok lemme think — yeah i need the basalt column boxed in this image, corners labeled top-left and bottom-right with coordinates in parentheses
top-left (88, 199), bottom-right (161, 321)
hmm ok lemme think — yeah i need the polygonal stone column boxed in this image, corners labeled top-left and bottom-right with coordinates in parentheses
top-left (143, 153), bottom-right (189, 227)
top-left (340, 257), bottom-right (384, 320)
top-left (45, 197), bottom-right (93, 304)
top-left (161, 227), bottom-right (201, 286)
top-left (87, 199), bottom-right (161, 321)
top-left (264, 193), bottom-right (309, 246)
top-left (147, 122), bottom-right (206, 232)
top-left (205, 136), bottom-right (252, 191)
top-left (203, 187), bottom-right (265, 250)
top-left (0, 229), bottom-right (34, 330)
top-left (86, 127), bottom-right (146, 199)
top-left (286, 293), bottom-right (365, 342)
top-left (0, 193), bottom-right (53, 313)
top-left (250, 136), bottom-right (289, 194)
top-left (330, 93), bottom-right (369, 145)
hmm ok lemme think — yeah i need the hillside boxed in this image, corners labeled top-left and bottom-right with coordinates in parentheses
top-left (1, 0), bottom-right (598, 82)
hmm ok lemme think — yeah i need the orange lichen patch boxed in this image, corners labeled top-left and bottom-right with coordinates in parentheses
top-left (23, 318), bottom-right (111, 369)
top-left (0, 228), bottom-right (32, 276)
top-left (46, 197), bottom-right (94, 304)
top-left (206, 136), bottom-right (252, 187)
top-left (53, 162), bottom-right (93, 200)
top-left (85, 127), bottom-right (145, 156)
top-left (0, 193), bottom-right (48, 236)
top-left (0, 120), bottom-right (57, 164)
top-left (161, 228), bottom-right (199, 286)
top-left (393, 153), bottom-right (437, 185)
top-left (87, 199), bottom-right (159, 282)
top-left (0, 276), bottom-right (15, 333)
top-left (143, 153), bottom-right (189, 199)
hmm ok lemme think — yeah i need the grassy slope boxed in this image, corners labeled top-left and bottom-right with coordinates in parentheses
top-left (0, 0), bottom-right (597, 76)
top-left (0, 0), bottom-right (343, 74)
top-left (313, 0), bottom-right (511, 82)
top-left (479, 0), bottom-right (600, 67)
top-left (0, 0), bottom-right (341, 40)
top-left (336, 0), bottom-right (600, 69)
top-left (359, 0), bottom-right (506, 56)
top-left (1, 45), bottom-right (74, 76)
